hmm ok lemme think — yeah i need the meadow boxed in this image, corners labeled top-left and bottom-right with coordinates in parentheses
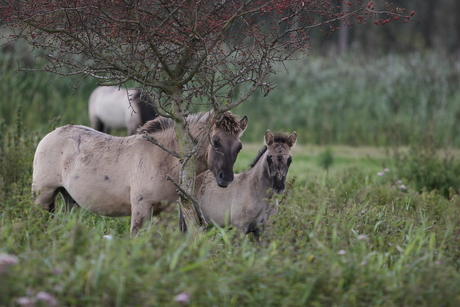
top-left (2, 47), bottom-right (460, 306)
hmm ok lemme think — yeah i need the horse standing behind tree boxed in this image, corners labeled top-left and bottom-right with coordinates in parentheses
top-left (32, 111), bottom-right (248, 235)
top-left (88, 86), bottom-right (158, 135)
top-left (194, 130), bottom-right (297, 241)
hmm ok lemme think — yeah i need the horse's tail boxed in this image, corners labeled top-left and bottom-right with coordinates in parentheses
top-left (133, 90), bottom-right (158, 124)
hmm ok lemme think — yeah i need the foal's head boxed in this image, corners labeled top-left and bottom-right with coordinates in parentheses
top-left (207, 111), bottom-right (248, 188)
top-left (264, 130), bottom-right (297, 193)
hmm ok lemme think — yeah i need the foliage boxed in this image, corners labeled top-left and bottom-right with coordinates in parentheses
top-left (395, 132), bottom-right (460, 198)
top-left (317, 147), bottom-right (334, 171)
top-left (0, 1), bottom-right (412, 113)
top-left (235, 52), bottom-right (460, 147)
top-left (2, 122), bottom-right (460, 306)
top-left (0, 107), bottom-right (38, 213)
top-left (0, 0), bottom-right (413, 228)
top-left (3, 48), bottom-right (460, 148)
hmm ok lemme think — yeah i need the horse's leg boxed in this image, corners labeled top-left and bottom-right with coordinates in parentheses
top-left (91, 116), bottom-right (104, 132)
top-left (130, 197), bottom-right (154, 235)
top-left (127, 120), bottom-right (138, 136)
top-left (102, 124), bottom-right (111, 135)
top-left (178, 208), bottom-right (188, 233)
top-left (250, 227), bottom-right (262, 243)
top-left (33, 186), bottom-right (59, 212)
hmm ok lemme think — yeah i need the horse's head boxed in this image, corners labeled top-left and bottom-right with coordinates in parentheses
top-left (264, 130), bottom-right (297, 193)
top-left (207, 112), bottom-right (248, 188)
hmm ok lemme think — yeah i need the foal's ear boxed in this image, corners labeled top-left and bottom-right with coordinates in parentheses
top-left (265, 130), bottom-right (274, 146)
top-left (287, 131), bottom-right (297, 147)
top-left (239, 116), bottom-right (248, 132)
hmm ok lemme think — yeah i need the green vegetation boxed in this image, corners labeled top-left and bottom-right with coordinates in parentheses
top-left (235, 52), bottom-right (460, 147)
top-left (2, 44), bottom-right (460, 147)
top-left (2, 111), bottom-right (460, 306)
top-left (2, 46), bottom-right (460, 306)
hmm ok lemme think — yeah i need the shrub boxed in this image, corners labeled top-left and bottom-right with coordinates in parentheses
top-left (396, 133), bottom-right (460, 198)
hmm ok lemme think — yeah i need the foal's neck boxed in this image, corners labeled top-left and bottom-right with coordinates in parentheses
top-left (251, 152), bottom-right (272, 194)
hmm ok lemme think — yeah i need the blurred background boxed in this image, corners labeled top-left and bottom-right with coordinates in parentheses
top-left (1, 0), bottom-right (459, 147)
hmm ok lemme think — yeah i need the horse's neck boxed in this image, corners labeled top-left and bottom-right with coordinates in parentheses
top-left (149, 126), bottom-right (209, 174)
top-left (195, 138), bottom-right (209, 174)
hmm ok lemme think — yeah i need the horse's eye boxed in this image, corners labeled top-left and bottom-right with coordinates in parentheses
top-left (287, 156), bottom-right (292, 166)
top-left (267, 155), bottom-right (273, 165)
top-left (237, 144), bottom-right (242, 152)
top-left (213, 140), bottom-right (220, 148)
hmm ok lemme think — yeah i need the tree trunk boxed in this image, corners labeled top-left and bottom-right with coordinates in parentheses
top-left (170, 89), bottom-right (201, 232)
top-left (338, 0), bottom-right (350, 55)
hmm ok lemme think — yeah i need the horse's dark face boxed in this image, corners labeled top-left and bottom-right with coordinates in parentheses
top-left (265, 131), bottom-right (297, 194)
top-left (207, 116), bottom-right (248, 188)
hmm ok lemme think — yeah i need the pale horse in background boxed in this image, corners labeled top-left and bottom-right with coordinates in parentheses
top-left (88, 86), bottom-right (158, 135)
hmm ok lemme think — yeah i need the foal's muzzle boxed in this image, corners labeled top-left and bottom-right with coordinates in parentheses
top-left (272, 176), bottom-right (286, 194)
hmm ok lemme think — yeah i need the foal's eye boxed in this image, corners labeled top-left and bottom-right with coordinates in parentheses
top-left (287, 156), bottom-right (292, 166)
top-left (213, 140), bottom-right (220, 148)
top-left (267, 155), bottom-right (273, 165)
top-left (237, 144), bottom-right (242, 152)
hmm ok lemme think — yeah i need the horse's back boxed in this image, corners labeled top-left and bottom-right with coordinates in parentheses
top-left (33, 125), bottom-right (102, 186)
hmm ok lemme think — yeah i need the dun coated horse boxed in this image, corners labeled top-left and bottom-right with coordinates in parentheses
top-left (194, 130), bottom-right (296, 241)
top-left (32, 111), bottom-right (248, 234)
top-left (88, 86), bottom-right (158, 135)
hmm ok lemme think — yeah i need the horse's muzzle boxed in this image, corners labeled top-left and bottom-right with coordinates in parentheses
top-left (216, 171), bottom-right (234, 188)
top-left (273, 177), bottom-right (286, 194)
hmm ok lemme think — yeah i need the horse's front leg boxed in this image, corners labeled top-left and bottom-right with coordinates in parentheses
top-left (130, 196), bottom-right (154, 236)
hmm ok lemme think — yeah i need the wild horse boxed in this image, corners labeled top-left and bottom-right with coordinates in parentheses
top-left (32, 111), bottom-right (248, 234)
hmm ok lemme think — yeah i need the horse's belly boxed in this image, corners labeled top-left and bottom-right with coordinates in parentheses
top-left (65, 179), bottom-right (132, 217)
top-left (78, 196), bottom-right (132, 217)
top-left (97, 109), bottom-right (127, 128)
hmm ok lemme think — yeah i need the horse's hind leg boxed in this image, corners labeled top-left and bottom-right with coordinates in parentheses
top-left (32, 186), bottom-right (59, 212)
top-left (92, 117), bottom-right (110, 134)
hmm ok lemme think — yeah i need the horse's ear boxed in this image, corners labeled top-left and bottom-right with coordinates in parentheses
top-left (287, 131), bottom-right (297, 147)
top-left (239, 116), bottom-right (248, 132)
top-left (265, 130), bottom-right (274, 146)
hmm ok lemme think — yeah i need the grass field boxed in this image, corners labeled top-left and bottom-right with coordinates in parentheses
top-left (2, 47), bottom-right (460, 306)
top-left (2, 127), bottom-right (460, 306)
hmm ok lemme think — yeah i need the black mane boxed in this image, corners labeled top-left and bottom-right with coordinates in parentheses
top-left (249, 145), bottom-right (268, 168)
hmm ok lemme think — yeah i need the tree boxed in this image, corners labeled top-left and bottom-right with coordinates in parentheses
top-left (0, 0), bottom-right (412, 231)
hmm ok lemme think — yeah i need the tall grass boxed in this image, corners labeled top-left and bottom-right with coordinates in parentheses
top-left (1, 114), bottom-right (460, 306)
top-left (2, 162), bottom-right (460, 306)
top-left (0, 42), bottom-right (95, 134)
top-left (2, 44), bottom-right (460, 147)
top-left (2, 39), bottom-right (460, 306)
top-left (235, 52), bottom-right (460, 147)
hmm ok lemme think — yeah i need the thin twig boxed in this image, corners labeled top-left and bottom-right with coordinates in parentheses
top-left (166, 174), bottom-right (208, 226)
top-left (143, 133), bottom-right (183, 159)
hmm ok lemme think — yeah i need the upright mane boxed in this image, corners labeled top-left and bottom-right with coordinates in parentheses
top-left (137, 116), bottom-right (174, 134)
top-left (249, 132), bottom-right (291, 168)
top-left (214, 111), bottom-right (245, 135)
top-left (138, 111), bottom-right (244, 135)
